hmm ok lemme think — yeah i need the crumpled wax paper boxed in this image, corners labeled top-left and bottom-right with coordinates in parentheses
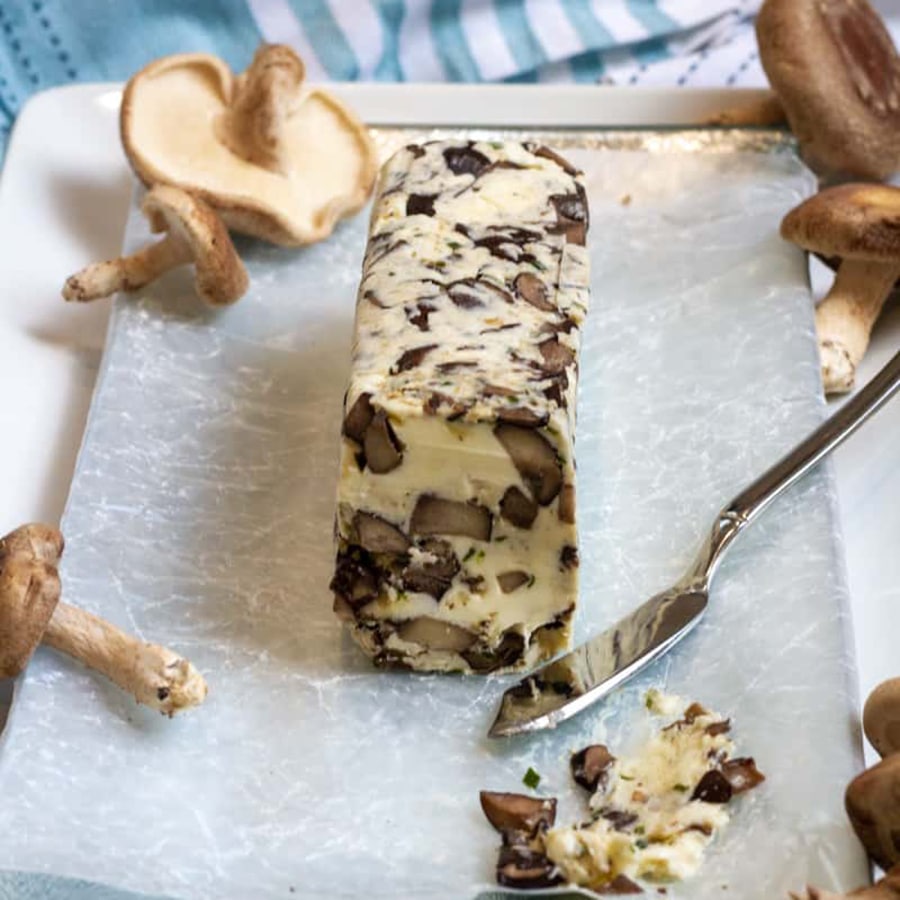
top-left (0, 130), bottom-right (867, 900)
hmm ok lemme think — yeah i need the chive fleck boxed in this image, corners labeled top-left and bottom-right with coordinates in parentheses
top-left (619, 774), bottom-right (634, 782)
top-left (490, 141), bottom-right (504, 149)
top-left (673, 783), bottom-right (689, 793)
top-left (635, 838), bottom-right (649, 850)
top-left (530, 259), bottom-right (547, 271)
top-left (634, 826), bottom-right (645, 835)
top-left (523, 767), bottom-right (541, 789)
top-left (495, 536), bottom-right (507, 543)
top-left (475, 549), bottom-right (485, 562)
top-left (526, 575), bottom-right (536, 588)
top-left (463, 547), bottom-right (476, 562)
top-left (447, 241), bottom-right (462, 251)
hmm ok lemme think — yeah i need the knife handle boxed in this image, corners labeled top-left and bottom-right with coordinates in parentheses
top-left (696, 349), bottom-right (900, 582)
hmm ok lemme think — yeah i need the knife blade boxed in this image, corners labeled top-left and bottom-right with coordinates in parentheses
top-left (488, 585), bottom-right (707, 738)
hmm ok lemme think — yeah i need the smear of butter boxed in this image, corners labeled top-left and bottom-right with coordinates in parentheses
top-left (544, 696), bottom-right (759, 890)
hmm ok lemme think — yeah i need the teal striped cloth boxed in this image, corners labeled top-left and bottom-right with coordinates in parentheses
top-left (0, 0), bottom-right (768, 154)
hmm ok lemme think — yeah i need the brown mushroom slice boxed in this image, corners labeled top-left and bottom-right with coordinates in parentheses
top-left (721, 757), bottom-right (766, 794)
top-left (363, 411), bottom-right (404, 474)
top-left (342, 392), bottom-right (374, 444)
top-left (499, 486), bottom-right (538, 529)
top-left (494, 424), bottom-right (563, 505)
top-left (396, 617), bottom-right (476, 652)
top-left (121, 45), bottom-right (378, 246)
top-left (571, 744), bottom-right (616, 792)
top-left (63, 185), bottom-right (248, 306)
top-left (330, 552), bottom-right (379, 609)
top-left (496, 844), bottom-right (563, 890)
top-left (539, 337), bottom-right (575, 374)
top-left (514, 272), bottom-right (555, 312)
top-left (462, 630), bottom-right (525, 672)
top-left (864, 677), bottom-right (900, 758)
top-left (353, 512), bottom-right (411, 555)
top-left (410, 495), bottom-right (492, 541)
top-left (691, 769), bottom-right (733, 803)
top-left (400, 538), bottom-right (459, 598)
top-left (497, 571), bottom-right (530, 594)
top-left (480, 791), bottom-right (557, 833)
top-left (495, 407), bottom-right (548, 428)
top-left (557, 483), bottom-right (575, 524)
top-left (780, 184), bottom-right (900, 393)
top-left (756, 0), bottom-right (900, 180)
top-left (846, 753), bottom-right (900, 869)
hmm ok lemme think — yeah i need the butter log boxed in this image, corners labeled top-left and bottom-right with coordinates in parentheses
top-left (331, 140), bottom-right (590, 673)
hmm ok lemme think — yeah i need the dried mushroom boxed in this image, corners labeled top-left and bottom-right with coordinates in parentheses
top-left (757, 0), bottom-right (900, 180)
top-left (845, 753), bottom-right (900, 869)
top-left (0, 524), bottom-right (206, 716)
top-left (63, 185), bottom-right (248, 306)
top-left (781, 184), bottom-right (900, 393)
top-left (863, 677), bottom-right (900, 758)
top-left (121, 44), bottom-right (377, 246)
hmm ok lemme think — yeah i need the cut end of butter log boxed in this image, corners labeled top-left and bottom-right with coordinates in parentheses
top-left (329, 139), bottom-right (591, 673)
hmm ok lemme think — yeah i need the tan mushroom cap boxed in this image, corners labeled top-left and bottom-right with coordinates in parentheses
top-left (780, 184), bottom-right (900, 262)
top-left (756, 0), bottom-right (900, 180)
top-left (0, 524), bottom-right (64, 678)
top-left (121, 45), bottom-right (378, 247)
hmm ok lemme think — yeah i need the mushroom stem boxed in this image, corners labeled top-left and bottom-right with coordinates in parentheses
top-left (42, 601), bottom-right (207, 716)
top-left (62, 236), bottom-right (191, 303)
top-left (816, 258), bottom-right (900, 394)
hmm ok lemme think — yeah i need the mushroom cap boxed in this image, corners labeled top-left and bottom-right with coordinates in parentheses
top-left (756, 0), bottom-right (900, 180)
top-left (121, 47), bottom-right (378, 246)
top-left (142, 185), bottom-right (249, 306)
top-left (0, 525), bottom-right (63, 678)
top-left (780, 184), bottom-right (900, 262)
top-left (845, 753), bottom-right (900, 869)
top-left (864, 677), bottom-right (900, 758)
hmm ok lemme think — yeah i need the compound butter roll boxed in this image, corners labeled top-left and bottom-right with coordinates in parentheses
top-left (331, 139), bottom-right (590, 673)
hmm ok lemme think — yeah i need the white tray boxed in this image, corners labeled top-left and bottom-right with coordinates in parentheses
top-left (0, 84), bottom-right (892, 896)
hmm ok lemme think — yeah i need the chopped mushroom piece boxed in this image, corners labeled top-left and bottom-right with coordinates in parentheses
top-left (780, 184), bottom-right (900, 393)
top-left (863, 677), bottom-right (900, 758)
top-left (0, 524), bottom-right (206, 716)
top-left (63, 185), bottom-right (248, 306)
top-left (543, 697), bottom-right (763, 891)
top-left (845, 753), bottom-right (900, 869)
top-left (121, 44), bottom-right (377, 245)
top-left (571, 744), bottom-right (616, 792)
top-left (479, 791), bottom-right (557, 834)
top-left (757, 0), bottom-right (900, 179)
top-left (409, 495), bottom-right (492, 541)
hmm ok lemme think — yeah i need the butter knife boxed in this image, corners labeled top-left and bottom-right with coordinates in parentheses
top-left (489, 350), bottom-right (900, 738)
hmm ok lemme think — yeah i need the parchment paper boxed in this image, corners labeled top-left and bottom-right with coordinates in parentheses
top-left (0, 130), bottom-right (868, 899)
